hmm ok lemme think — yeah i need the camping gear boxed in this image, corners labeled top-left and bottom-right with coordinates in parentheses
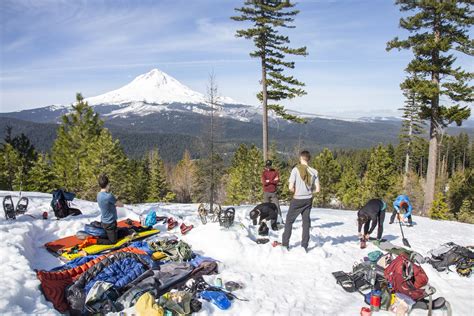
top-left (15, 196), bottom-right (28, 214)
top-left (398, 218), bottom-right (411, 248)
top-left (145, 210), bottom-right (157, 227)
top-left (225, 281), bottom-right (243, 292)
top-left (51, 189), bottom-right (82, 219)
top-left (412, 297), bottom-right (447, 310)
top-left (43, 211), bottom-right (48, 220)
top-left (272, 241), bottom-right (282, 247)
top-left (370, 290), bottom-right (381, 311)
top-left (45, 219), bottom-right (152, 255)
top-left (215, 277), bottom-right (223, 288)
top-left (180, 223), bottom-right (193, 235)
top-left (199, 290), bottom-right (231, 310)
top-left (149, 239), bottom-right (193, 262)
top-left (135, 292), bottom-right (164, 316)
top-left (384, 253), bottom-right (429, 301)
top-left (3, 195), bottom-right (15, 219)
top-left (256, 238), bottom-right (270, 244)
top-left (198, 203), bottom-right (222, 224)
top-left (61, 228), bottom-right (159, 261)
top-left (258, 222), bottom-right (269, 236)
top-left (219, 207), bottom-right (235, 228)
top-left (167, 217), bottom-right (178, 230)
top-left (37, 246), bottom-right (146, 313)
top-left (360, 307), bottom-right (371, 316)
top-left (427, 242), bottom-right (474, 277)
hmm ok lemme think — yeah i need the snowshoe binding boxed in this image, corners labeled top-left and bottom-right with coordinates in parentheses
top-left (167, 217), bottom-right (178, 230)
top-left (219, 207), bottom-right (235, 228)
top-left (3, 195), bottom-right (16, 220)
top-left (15, 197), bottom-right (29, 215)
top-left (180, 223), bottom-right (194, 235)
top-left (198, 203), bottom-right (208, 224)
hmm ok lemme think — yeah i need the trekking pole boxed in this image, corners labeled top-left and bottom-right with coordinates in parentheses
top-left (398, 216), bottom-right (411, 248)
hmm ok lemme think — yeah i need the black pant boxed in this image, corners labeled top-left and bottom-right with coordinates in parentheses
top-left (364, 210), bottom-right (385, 240)
top-left (282, 198), bottom-right (313, 248)
top-left (390, 210), bottom-right (412, 224)
top-left (263, 192), bottom-right (283, 222)
top-left (97, 221), bottom-right (118, 245)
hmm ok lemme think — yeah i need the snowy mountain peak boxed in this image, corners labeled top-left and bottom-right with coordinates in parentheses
top-left (86, 68), bottom-right (208, 106)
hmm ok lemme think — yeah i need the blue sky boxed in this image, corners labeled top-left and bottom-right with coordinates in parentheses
top-left (1, 0), bottom-right (472, 117)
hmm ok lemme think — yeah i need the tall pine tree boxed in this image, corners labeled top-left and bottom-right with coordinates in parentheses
top-left (147, 149), bottom-right (175, 202)
top-left (52, 93), bottom-right (103, 194)
top-left (232, 0), bottom-right (308, 160)
top-left (312, 148), bottom-right (341, 207)
top-left (399, 75), bottom-right (425, 189)
top-left (193, 153), bottom-right (225, 204)
top-left (226, 144), bottom-right (264, 204)
top-left (337, 164), bottom-right (362, 210)
top-left (361, 145), bottom-right (397, 202)
top-left (387, 0), bottom-right (473, 214)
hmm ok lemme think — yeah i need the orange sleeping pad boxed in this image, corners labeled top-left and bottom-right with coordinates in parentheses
top-left (44, 218), bottom-right (142, 254)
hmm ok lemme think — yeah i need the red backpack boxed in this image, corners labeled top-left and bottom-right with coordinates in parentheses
top-left (384, 253), bottom-right (428, 301)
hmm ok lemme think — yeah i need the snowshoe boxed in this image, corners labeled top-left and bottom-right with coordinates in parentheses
top-left (156, 215), bottom-right (168, 222)
top-left (167, 217), bottom-right (178, 230)
top-left (3, 195), bottom-right (16, 220)
top-left (224, 281), bottom-right (243, 292)
top-left (198, 204), bottom-right (208, 224)
top-left (360, 238), bottom-right (367, 249)
top-left (219, 207), bottom-right (235, 228)
top-left (180, 223), bottom-right (194, 235)
top-left (15, 197), bottom-right (28, 215)
top-left (256, 238), bottom-right (270, 244)
top-left (272, 241), bottom-right (282, 247)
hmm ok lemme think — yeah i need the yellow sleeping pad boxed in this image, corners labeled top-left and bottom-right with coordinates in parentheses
top-left (61, 229), bottom-right (159, 261)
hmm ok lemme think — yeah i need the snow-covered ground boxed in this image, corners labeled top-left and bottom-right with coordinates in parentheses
top-left (0, 190), bottom-right (472, 315)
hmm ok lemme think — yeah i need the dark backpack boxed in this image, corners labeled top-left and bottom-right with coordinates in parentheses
top-left (384, 253), bottom-right (428, 301)
top-left (51, 189), bottom-right (81, 219)
top-left (428, 242), bottom-right (474, 276)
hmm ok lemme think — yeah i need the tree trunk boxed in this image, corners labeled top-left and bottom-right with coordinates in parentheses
top-left (261, 57), bottom-right (269, 162)
top-left (423, 23), bottom-right (441, 215)
top-left (403, 123), bottom-right (413, 190)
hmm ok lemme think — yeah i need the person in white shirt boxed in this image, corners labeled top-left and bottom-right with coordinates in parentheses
top-left (281, 150), bottom-right (320, 252)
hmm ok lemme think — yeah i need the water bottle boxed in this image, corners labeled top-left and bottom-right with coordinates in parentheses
top-left (370, 290), bottom-right (381, 312)
top-left (215, 277), bottom-right (223, 288)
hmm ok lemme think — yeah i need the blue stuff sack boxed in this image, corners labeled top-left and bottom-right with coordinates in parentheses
top-left (145, 210), bottom-right (157, 227)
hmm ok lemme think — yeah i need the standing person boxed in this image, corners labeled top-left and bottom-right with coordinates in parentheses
top-left (96, 174), bottom-right (124, 245)
top-left (282, 150), bottom-right (320, 252)
top-left (390, 194), bottom-right (413, 227)
top-left (261, 160), bottom-right (283, 223)
top-left (357, 199), bottom-right (387, 249)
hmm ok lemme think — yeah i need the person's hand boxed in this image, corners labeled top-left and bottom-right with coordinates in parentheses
top-left (365, 234), bottom-right (370, 240)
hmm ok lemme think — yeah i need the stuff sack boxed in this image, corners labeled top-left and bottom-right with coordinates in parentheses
top-left (384, 253), bottom-right (428, 301)
top-left (145, 210), bottom-right (157, 227)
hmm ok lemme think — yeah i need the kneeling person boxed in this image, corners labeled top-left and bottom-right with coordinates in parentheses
top-left (357, 198), bottom-right (387, 243)
top-left (249, 202), bottom-right (279, 231)
top-left (97, 174), bottom-right (124, 245)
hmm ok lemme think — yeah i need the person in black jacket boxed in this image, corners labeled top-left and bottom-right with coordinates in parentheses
top-left (249, 202), bottom-right (279, 231)
top-left (357, 199), bottom-right (387, 241)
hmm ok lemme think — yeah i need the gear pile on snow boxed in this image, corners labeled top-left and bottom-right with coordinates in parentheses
top-left (39, 228), bottom-right (245, 315)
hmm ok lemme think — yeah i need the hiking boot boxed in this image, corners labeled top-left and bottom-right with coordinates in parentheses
top-left (388, 221), bottom-right (394, 224)
top-left (303, 247), bottom-right (308, 253)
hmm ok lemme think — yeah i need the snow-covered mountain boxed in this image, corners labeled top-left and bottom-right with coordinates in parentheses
top-left (83, 69), bottom-right (262, 122)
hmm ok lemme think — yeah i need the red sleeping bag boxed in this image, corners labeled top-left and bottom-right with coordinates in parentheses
top-left (37, 246), bottom-right (146, 312)
top-left (384, 253), bottom-right (428, 301)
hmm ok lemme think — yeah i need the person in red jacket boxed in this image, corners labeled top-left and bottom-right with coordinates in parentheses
top-left (261, 160), bottom-right (283, 223)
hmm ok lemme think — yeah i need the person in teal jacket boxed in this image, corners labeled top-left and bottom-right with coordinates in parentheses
top-left (390, 194), bottom-right (413, 226)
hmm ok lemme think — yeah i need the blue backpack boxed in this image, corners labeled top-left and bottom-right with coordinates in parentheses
top-left (145, 210), bottom-right (157, 227)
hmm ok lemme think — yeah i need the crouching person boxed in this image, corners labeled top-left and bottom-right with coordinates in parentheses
top-left (357, 198), bottom-right (387, 248)
top-left (249, 202), bottom-right (279, 232)
top-left (96, 174), bottom-right (124, 245)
